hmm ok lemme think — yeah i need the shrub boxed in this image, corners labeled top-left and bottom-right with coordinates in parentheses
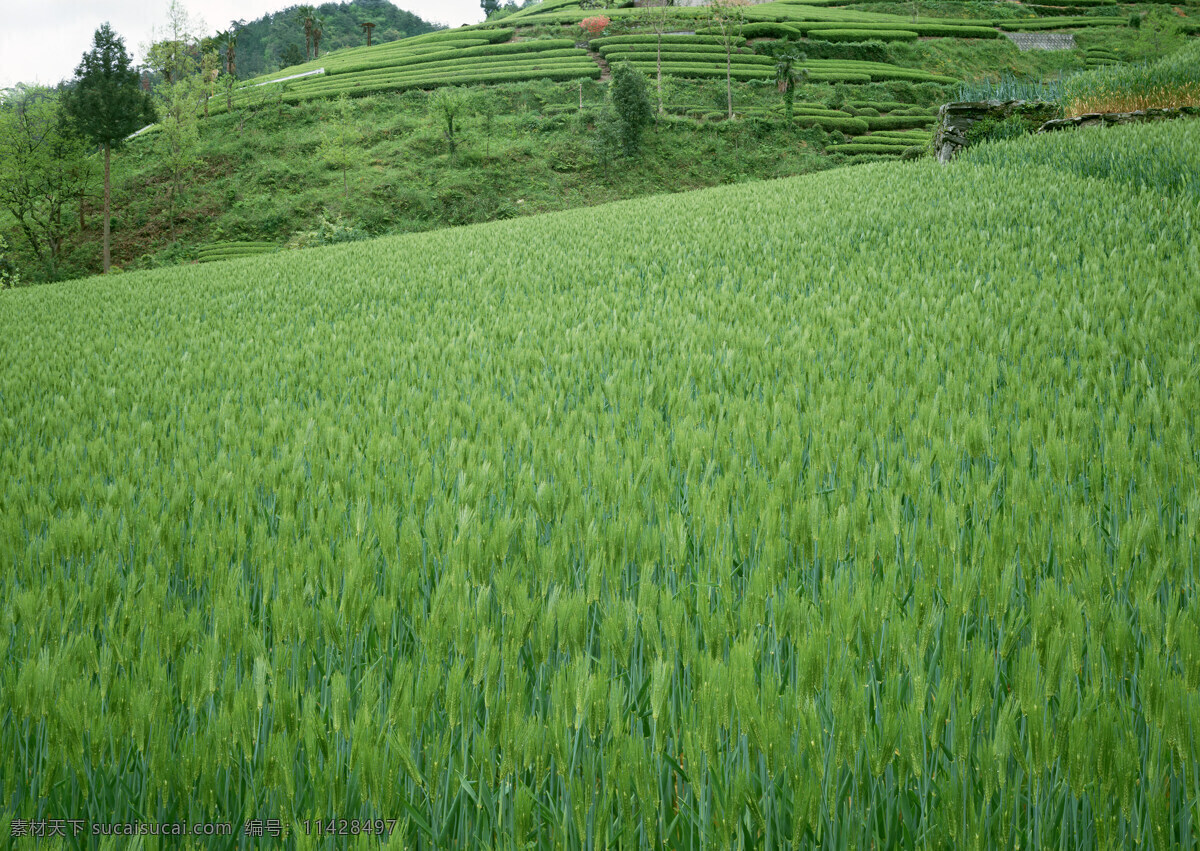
top-left (608, 62), bottom-right (653, 156)
top-left (809, 29), bottom-right (919, 43)
top-left (581, 16), bottom-right (612, 37)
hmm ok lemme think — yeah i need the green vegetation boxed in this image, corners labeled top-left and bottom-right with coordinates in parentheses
top-left (1061, 40), bottom-right (1200, 113)
top-left (193, 240), bottom-right (278, 262)
top-left (2, 0), bottom-right (1196, 282)
top-left (3, 117), bottom-right (1199, 848)
top-left (226, 0), bottom-right (438, 79)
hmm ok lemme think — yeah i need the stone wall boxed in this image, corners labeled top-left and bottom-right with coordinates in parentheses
top-left (1003, 33), bottom-right (1077, 52)
top-left (1039, 106), bottom-right (1200, 133)
top-left (932, 101), bottom-right (1059, 163)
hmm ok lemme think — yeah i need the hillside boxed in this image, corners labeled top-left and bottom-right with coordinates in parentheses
top-left (229, 0), bottom-right (440, 79)
top-left (2, 117), bottom-right (1198, 846)
top-left (0, 0), bottom-right (1197, 281)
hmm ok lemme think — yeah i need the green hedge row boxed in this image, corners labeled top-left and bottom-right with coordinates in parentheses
top-left (590, 35), bottom-right (746, 49)
top-left (845, 135), bottom-right (914, 146)
top-left (809, 61), bottom-right (957, 84)
top-left (329, 40), bottom-right (580, 76)
top-left (600, 44), bottom-right (753, 57)
top-left (847, 100), bottom-right (922, 112)
top-left (261, 65), bottom-right (604, 103)
top-left (317, 52), bottom-right (594, 86)
top-left (796, 115), bottom-right (870, 133)
top-left (404, 27), bottom-right (513, 46)
top-left (622, 63), bottom-right (774, 81)
top-left (331, 49), bottom-right (590, 77)
top-left (805, 29), bottom-right (919, 42)
top-left (805, 22), bottom-right (997, 39)
top-left (866, 115), bottom-right (936, 130)
top-left (195, 243), bottom-right (276, 262)
top-left (826, 143), bottom-right (917, 155)
top-left (696, 23), bottom-right (804, 39)
top-left (308, 57), bottom-right (600, 89)
top-left (606, 51), bottom-right (775, 66)
top-left (998, 17), bottom-right (1126, 30)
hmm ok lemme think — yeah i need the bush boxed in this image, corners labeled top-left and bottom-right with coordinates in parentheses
top-left (288, 213), bottom-right (368, 248)
top-left (608, 62), bottom-right (653, 156)
top-left (796, 115), bottom-right (870, 134)
top-left (809, 29), bottom-right (919, 43)
top-left (866, 115), bottom-right (936, 130)
top-left (826, 143), bottom-right (916, 155)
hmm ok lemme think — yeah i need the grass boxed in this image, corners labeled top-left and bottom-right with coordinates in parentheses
top-left (1060, 41), bottom-right (1200, 114)
top-left (2, 118), bottom-right (1199, 848)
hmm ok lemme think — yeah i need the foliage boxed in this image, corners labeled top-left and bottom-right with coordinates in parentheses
top-left (317, 94), bottom-right (366, 198)
top-left (961, 114), bottom-right (1200, 201)
top-left (608, 62), bottom-right (653, 157)
top-left (0, 235), bottom-right (19, 288)
top-left (1060, 40), bottom-right (1200, 115)
top-left (286, 210), bottom-right (367, 246)
top-left (62, 24), bottom-right (156, 274)
top-left (957, 73), bottom-right (1067, 103)
top-left (580, 15), bottom-right (612, 36)
top-left (429, 88), bottom-right (470, 156)
top-left (228, 0), bottom-right (439, 79)
top-left (0, 88), bottom-right (94, 281)
top-left (2, 119), bottom-right (1199, 848)
top-left (62, 24), bottom-right (156, 151)
top-left (774, 49), bottom-right (809, 121)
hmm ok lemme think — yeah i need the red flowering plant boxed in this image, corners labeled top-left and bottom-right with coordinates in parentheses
top-left (580, 15), bottom-right (611, 36)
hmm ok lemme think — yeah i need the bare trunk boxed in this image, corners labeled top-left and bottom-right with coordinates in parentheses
top-left (726, 42), bottom-right (733, 120)
top-left (102, 144), bottom-right (111, 274)
top-left (657, 33), bottom-right (664, 115)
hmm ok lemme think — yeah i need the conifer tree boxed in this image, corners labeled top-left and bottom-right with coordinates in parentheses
top-left (63, 24), bottom-right (155, 274)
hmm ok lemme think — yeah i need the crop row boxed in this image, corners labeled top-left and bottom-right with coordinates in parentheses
top-left (327, 39), bottom-right (581, 77)
top-left (3, 119), bottom-right (1197, 849)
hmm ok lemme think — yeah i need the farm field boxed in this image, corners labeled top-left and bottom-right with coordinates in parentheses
top-left (2, 118), bottom-right (1198, 847)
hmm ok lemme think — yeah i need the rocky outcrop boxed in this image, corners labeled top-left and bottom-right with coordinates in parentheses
top-left (933, 100), bottom-right (1059, 163)
top-left (1038, 106), bottom-right (1200, 133)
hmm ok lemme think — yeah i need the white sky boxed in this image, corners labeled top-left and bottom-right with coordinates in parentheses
top-left (0, 1), bottom-right (487, 89)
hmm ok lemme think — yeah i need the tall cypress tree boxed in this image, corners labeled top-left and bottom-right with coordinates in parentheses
top-left (63, 24), bottom-right (155, 274)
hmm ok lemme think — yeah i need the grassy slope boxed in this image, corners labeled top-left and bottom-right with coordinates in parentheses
top-left (2, 3), bottom-right (1194, 281)
top-left (2, 119), bottom-right (1199, 846)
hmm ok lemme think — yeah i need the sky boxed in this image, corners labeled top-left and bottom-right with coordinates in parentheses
top-left (0, 1), bottom-right (487, 89)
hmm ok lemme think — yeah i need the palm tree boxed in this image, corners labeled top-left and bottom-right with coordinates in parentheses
top-left (226, 29), bottom-right (238, 77)
top-left (774, 49), bottom-right (808, 122)
top-left (312, 16), bottom-right (325, 60)
top-left (295, 6), bottom-right (316, 60)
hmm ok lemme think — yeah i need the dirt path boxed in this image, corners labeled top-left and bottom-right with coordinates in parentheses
top-left (590, 50), bottom-right (612, 82)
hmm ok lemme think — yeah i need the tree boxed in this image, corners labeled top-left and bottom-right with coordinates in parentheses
top-left (156, 73), bottom-right (203, 236)
top-left (312, 16), bottom-right (325, 59)
top-left (63, 24), bottom-right (156, 274)
top-left (634, 3), bottom-right (673, 115)
top-left (280, 43), bottom-right (306, 69)
top-left (0, 88), bottom-right (94, 281)
top-left (318, 94), bottom-right (365, 200)
top-left (429, 88), bottom-right (468, 156)
top-left (295, 5), bottom-right (317, 60)
top-left (474, 92), bottom-right (501, 159)
top-left (225, 28), bottom-right (239, 76)
top-left (481, 0), bottom-right (501, 18)
top-left (774, 48), bottom-right (808, 122)
top-left (608, 62), bottom-right (652, 156)
top-left (709, 0), bottom-right (750, 120)
top-left (0, 234), bottom-right (20, 288)
top-left (144, 0), bottom-right (206, 84)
